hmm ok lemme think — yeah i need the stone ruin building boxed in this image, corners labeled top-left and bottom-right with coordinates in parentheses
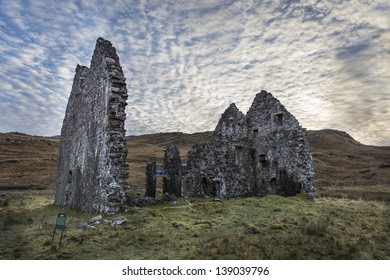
top-left (55, 38), bottom-right (129, 213)
top-left (146, 90), bottom-right (314, 199)
top-left (56, 38), bottom-right (314, 213)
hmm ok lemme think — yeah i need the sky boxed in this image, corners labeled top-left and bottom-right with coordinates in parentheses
top-left (0, 0), bottom-right (389, 146)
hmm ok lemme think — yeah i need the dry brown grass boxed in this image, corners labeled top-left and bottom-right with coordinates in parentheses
top-left (0, 133), bottom-right (59, 190)
top-left (1, 129), bottom-right (390, 192)
top-left (309, 129), bottom-right (390, 187)
top-left (316, 185), bottom-right (390, 202)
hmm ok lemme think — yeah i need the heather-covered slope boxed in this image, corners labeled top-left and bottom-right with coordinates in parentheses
top-left (0, 129), bottom-right (389, 191)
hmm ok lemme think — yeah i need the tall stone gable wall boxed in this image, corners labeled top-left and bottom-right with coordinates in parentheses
top-left (55, 38), bottom-right (128, 213)
top-left (246, 91), bottom-right (314, 196)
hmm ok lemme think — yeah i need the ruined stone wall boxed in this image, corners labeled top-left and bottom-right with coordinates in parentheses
top-left (163, 145), bottom-right (182, 196)
top-left (182, 90), bottom-right (314, 198)
top-left (55, 38), bottom-right (128, 213)
top-left (246, 90), bottom-right (314, 195)
top-left (145, 162), bottom-right (157, 198)
top-left (184, 144), bottom-right (216, 196)
top-left (211, 103), bottom-right (253, 196)
top-left (184, 104), bottom-right (253, 197)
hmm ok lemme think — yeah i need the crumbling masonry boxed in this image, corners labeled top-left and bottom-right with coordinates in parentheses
top-left (147, 90), bottom-right (314, 198)
top-left (56, 38), bottom-right (314, 212)
top-left (146, 146), bottom-right (183, 198)
top-left (55, 38), bottom-right (128, 213)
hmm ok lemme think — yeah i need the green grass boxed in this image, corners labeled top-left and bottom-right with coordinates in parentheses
top-left (0, 187), bottom-right (389, 260)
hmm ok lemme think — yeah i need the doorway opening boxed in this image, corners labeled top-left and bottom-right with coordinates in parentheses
top-left (201, 177), bottom-right (217, 196)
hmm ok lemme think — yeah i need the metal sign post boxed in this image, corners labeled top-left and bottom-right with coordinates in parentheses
top-left (51, 213), bottom-right (67, 247)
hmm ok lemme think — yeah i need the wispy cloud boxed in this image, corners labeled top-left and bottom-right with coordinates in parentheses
top-left (0, 0), bottom-right (389, 145)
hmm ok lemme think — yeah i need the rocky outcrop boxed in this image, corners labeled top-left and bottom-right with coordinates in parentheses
top-left (55, 38), bottom-right (129, 213)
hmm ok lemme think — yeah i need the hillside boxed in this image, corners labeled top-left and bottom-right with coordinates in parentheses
top-left (308, 130), bottom-right (390, 186)
top-left (1, 130), bottom-right (390, 260)
top-left (0, 130), bottom-right (389, 191)
top-left (0, 133), bottom-right (59, 190)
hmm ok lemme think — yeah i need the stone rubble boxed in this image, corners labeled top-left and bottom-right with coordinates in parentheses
top-left (110, 217), bottom-right (127, 227)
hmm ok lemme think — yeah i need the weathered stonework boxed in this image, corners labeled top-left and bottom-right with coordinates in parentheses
top-left (55, 38), bottom-right (128, 213)
top-left (147, 90), bottom-right (314, 198)
top-left (245, 90), bottom-right (314, 196)
top-left (183, 103), bottom-right (251, 197)
top-left (145, 145), bottom-right (182, 197)
top-left (145, 162), bottom-right (157, 198)
top-left (163, 145), bottom-right (182, 196)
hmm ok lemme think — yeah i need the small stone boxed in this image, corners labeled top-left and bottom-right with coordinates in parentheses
top-left (110, 217), bottom-right (127, 227)
top-left (148, 211), bottom-right (156, 217)
top-left (88, 215), bottom-right (103, 223)
top-left (307, 192), bottom-right (315, 200)
top-left (172, 222), bottom-right (180, 228)
top-left (77, 222), bottom-right (97, 231)
top-left (244, 228), bottom-right (256, 235)
top-left (165, 192), bottom-right (178, 201)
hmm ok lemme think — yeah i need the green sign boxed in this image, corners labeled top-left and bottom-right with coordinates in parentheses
top-left (51, 213), bottom-right (67, 247)
top-left (55, 213), bottom-right (67, 230)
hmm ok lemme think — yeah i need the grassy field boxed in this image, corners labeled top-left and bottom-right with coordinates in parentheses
top-left (1, 186), bottom-right (389, 260)
top-left (1, 130), bottom-right (389, 259)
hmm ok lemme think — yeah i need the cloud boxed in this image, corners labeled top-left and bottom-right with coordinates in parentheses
top-left (0, 0), bottom-right (389, 146)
